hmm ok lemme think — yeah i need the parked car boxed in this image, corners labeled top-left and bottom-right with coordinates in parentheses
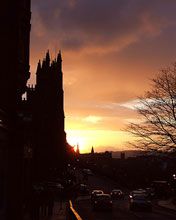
top-left (79, 184), bottom-right (89, 195)
top-left (92, 194), bottom-right (112, 211)
top-left (129, 189), bottom-right (147, 199)
top-left (91, 190), bottom-right (104, 201)
top-left (32, 182), bottom-right (44, 192)
top-left (151, 181), bottom-right (171, 198)
top-left (145, 187), bottom-right (155, 198)
top-left (82, 169), bottom-right (93, 176)
top-left (129, 194), bottom-right (152, 211)
top-left (110, 189), bottom-right (124, 199)
top-left (45, 181), bottom-right (64, 196)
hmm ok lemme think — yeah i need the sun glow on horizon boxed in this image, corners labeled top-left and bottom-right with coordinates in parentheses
top-left (67, 134), bottom-right (87, 152)
top-left (66, 129), bottom-right (134, 153)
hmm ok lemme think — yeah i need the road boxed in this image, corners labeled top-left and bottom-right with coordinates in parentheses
top-left (73, 171), bottom-right (176, 220)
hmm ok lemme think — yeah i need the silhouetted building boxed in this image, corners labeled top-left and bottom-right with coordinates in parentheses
top-left (0, 110), bottom-right (9, 216)
top-left (91, 146), bottom-right (94, 154)
top-left (0, 1), bottom-right (31, 220)
top-left (80, 150), bottom-right (112, 161)
top-left (121, 152), bottom-right (125, 160)
top-left (1, 1), bottom-right (31, 114)
top-left (76, 144), bottom-right (80, 155)
top-left (34, 51), bottom-right (67, 179)
top-left (20, 51), bottom-right (67, 181)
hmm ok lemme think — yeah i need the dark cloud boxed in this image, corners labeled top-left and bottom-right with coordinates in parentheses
top-left (31, 0), bottom-right (176, 53)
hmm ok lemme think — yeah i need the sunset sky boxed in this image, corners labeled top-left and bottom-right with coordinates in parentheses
top-left (30, 0), bottom-right (176, 153)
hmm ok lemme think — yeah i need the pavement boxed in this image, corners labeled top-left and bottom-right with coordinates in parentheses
top-left (158, 198), bottom-right (176, 211)
top-left (48, 201), bottom-right (67, 220)
top-left (24, 201), bottom-right (68, 220)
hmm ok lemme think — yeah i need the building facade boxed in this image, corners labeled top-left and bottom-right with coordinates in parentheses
top-left (0, 1), bottom-right (31, 220)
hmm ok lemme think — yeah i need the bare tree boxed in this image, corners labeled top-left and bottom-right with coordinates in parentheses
top-left (127, 63), bottom-right (176, 152)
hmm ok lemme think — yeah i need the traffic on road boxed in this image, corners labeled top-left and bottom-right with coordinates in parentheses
top-left (73, 169), bottom-right (176, 220)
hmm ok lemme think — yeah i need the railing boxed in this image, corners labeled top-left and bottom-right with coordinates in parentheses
top-left (68, 200), bottom-right (83, 220)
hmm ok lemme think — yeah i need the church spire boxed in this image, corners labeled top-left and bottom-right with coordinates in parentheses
top-left (45, 50), bottom-right (50, 66)
top-left (76, 144), bottom-right (80, 155)
top-left (36, 60), bottom-right (41, 75)
top-left (56, 50), bottom-right (62, 73)
top-left (91, 146), bottom-right (94, 154)
top-left (57, 50), bottom-right (62, 63)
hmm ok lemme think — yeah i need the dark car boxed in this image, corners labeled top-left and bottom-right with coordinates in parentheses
top-left (92, 194), bottom-right (112, 211)
top-left (79, 184), bottom-right (89, 195)
top-left (129, 189), bottom-right (147, 199)
top-left (91, 190), bottom-right (104, 201)
top-left (82, 169), bottom-right (93, 176)
top-left (45, 181), bottom-right (64, 197)
top-left (145, 187), bottom-right (155, 198)
top-left (110, 189), bottom-right (124, 199)
top-left (129, 194), bottom-right (152, 211)
top-left (151, 181), bottom-right (171, 198)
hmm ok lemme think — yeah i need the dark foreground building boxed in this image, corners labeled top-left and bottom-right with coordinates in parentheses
top-left (20, 51), bottom-right (67, 182)
top-left (0, 1), bottom-right (31, 220)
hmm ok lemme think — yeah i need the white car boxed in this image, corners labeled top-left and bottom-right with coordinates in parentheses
top-left (91, 190), bottom-right (104, 201)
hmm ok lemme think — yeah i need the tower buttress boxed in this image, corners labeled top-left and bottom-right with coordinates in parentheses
top-left (45, 50), bottom-right (50, 67)
top-left (57, 50), bottom-right (62, 62)
top-left (36, 60), bottom-right (41, 74)
top-left (57, 50), bottom-right (62, 72)
top-left (36, 60), bottom-right (42, 85)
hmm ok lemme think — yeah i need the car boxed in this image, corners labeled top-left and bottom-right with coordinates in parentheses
top-left (91, 190), bottom-right (104, 201)
top-left (82, 169), bottom-right (93, 176)
top-left (129, 194), bottom-right (152, 211)
top-left (79, 184), bottom-right (89, 195)
top-left (110, 189), bottom-right (124, 199)
top-left (92, 194), bottom-right (112, 211)
top-left (129, 189), bottom-right (147, 199)
top-left (45, 181), bottom-right (64, 195)
top-left (145, 187), bottom-right (155, 198)
top-left (32, 182), bottom-right (44, 192)
top-left (151, 181), bottom-right (171, 198)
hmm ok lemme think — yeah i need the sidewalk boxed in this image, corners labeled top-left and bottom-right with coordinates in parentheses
top-left (24, 201), bottom-right (68, 220)
top-left (49, 201), bottom-right (67, 220)
top-left (158, 199), bottom-right (176, 211)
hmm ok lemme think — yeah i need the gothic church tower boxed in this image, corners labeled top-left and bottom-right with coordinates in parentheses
top-left (34, 51), bottom-right (66, 179)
